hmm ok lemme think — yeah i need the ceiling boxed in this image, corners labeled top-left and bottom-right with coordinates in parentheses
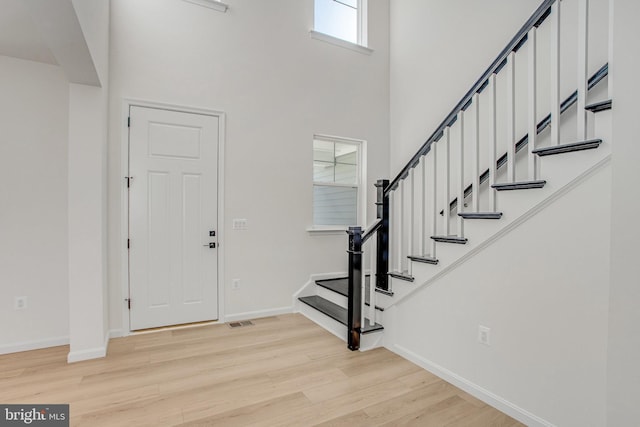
top-left (0, 0), bottom-right (57, 65)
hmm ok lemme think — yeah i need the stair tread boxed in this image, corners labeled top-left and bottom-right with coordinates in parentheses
top-left (298, 295), bottom-right (383, 333)
top-left (408, 255), bottom-right (439, 265)
top-left (492, 180), bottom-right (546, 191)
top-left (458, 212), bottom-right (503, 219)
top-left (315, 277), bottom-right (383, 311)
top-left (585, 99), bottom-right (612, 112)
top-left (532, 139), bottom-right (602, 156)
top-left (388, 271), bottom-right (415, 282)
top-left (431, 235), bottom-right (468, 244)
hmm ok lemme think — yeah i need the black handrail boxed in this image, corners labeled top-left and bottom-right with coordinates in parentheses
top-left (386, 0), bottom-right (557, 195)
top-left (362, 218), bottom-right (382, 243)
top-left (441, 63), bottom-right (609, 214)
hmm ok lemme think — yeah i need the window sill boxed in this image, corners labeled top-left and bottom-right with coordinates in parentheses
top-left (182, 0), bottom-right (228, 13)
top-left (307, 227), bottom-right (349, 236)
top-left (309, 31), bottom-right (373, 56)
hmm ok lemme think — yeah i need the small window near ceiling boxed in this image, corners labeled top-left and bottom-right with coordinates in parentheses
top-left (314, 0), bottom-right (367, 46)
top-left (313, 136), bottom-right (363, 227)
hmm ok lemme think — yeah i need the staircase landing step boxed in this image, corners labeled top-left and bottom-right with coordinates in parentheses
top-left (388, 271), bottom-right (415, 282)
top-left (408, 255), bottom-right (439, 265)
top-left (532, 139), bottom-right (602, 157)
top-left (586, 99), bottom-right (612, 112)
top-left (458, 212), bottom-right (503, 220)
top-left (492, 180), bottom-right (546, 191)
top-left (431, 235), bottom-right (468, 244)
top-left (298, 296), bottom-right (383, 334)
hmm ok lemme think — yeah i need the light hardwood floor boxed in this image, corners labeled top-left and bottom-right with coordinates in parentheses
top-left (0, 314), bottom-right (524, 426)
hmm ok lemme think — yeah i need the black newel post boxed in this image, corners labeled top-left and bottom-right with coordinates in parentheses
top-left (347, 226), bottom-right (363, 351)
top-left (375, 179), bottom-right (390, 291)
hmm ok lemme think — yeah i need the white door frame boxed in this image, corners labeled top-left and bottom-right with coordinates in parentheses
top-left (120, 98), bottom-right (226, 335)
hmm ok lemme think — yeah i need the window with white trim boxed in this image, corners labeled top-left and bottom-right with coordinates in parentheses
top-left (313, 136), bottom-right (364, 227)
top-left (314, 0), bottom-right (367, 46)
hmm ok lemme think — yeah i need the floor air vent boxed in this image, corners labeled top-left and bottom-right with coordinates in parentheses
top-left (229, 320), bottom-right (254, 328)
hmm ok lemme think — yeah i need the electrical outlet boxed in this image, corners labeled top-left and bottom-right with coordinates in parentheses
top-left (14, 296), bottom-right (27, 310)
top-left (478, 325), bottom-right (491, 346)
top-left (232, 279), bottom-right (240, 290)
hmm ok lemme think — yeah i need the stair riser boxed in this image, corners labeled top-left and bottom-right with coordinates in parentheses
top-left (317, 286), bottom-right (348, 309)
top-left (298, 303), bottom-right (348, 342)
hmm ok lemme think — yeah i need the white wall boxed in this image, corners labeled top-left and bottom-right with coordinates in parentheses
top-left (107, 0), bottom-right (390, 331)
top-left (389, 0), bottom-right (610, 177)
top-left (390, 0), bottom-right (540, 175)
top-left (607, 0), bottom-right (640, 424)
top-left (66, 0), bottom-right (110, 362)
top-left (72, 0), bottom-right (110, 85)
top-left (0, 56), bottom-right (70, 353)
top-left (385, 163), bottom-right (611, 426)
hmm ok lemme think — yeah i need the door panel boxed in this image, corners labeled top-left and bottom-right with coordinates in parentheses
top-left (129, 106), bottom-right (219, 330)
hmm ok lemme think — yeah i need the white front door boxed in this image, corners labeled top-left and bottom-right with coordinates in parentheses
top-left (128, 106), bottom-right (219, 330)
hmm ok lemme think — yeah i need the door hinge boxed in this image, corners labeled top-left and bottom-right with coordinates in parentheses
top-left (125, 298), bottom-right (131, 310)
top-left (127, 117), bottom-right (130, 128)
top-left (125, 176), bottom-right (133, 188)
top-left (127, 239), bottom-right (130, 249)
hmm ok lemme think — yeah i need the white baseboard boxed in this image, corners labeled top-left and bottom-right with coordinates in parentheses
top-left (393, 344), bottom-right (555, 427)
top-left (67, 331), bottom-right (111, 363)
top-left (224, 306), bottom-right (293, 323)
top-left (0, 336), bottom-right (69, 355)
top-left (108, 329), bottom-right (124, 339)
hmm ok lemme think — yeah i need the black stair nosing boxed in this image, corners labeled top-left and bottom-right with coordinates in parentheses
top-left (585, 99), bottom-right (612, 112)
top-left (298, 296), bottom-right (383, 333)
top-left (388, 271), bottom-right (415, 282)
top-left (299, 295), bottom-right (347, 325)
top-left (315, 277), bottom-right (386, 311)
top-left (315, 276), bottom-right (370, 298)
top-left (364, 301), bottom-right (385, 312)
top-left (532, 139), bottom-right (602, 157)
top-left (375, 287), bottom-right (394, 297)
top-left (458, 212), bottom-right (503, 220)
top-left (408, 255), bottom-right (439, 265)
top-left (362, 322), bottom-right (384, 334)
top-left (430, 235), bottom-right (468, 244)
top-left (315, 278), bottom-right (348, 297)
top-left (492, 180), bottom-right (547, 191)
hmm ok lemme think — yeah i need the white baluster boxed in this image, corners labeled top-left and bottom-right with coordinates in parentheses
top-left (507, 51), bottom-right (516, 182)
top-left (577, 0), bottom-right (589, 141)
top-left (361, 241), bottom-right (366, 329)
top-left (608, 0), bottom-right (613, 100)
top-left (472, 93), bottom-right (480, 212)
top-left (389, 191), bottom-right (395, 273)
top-left (551, 1), bottom-right (561, 146)
top-left (457, 111), bottom-right (465, 238)
top-left (489, 74), bottom-right (497, 212)
top-left (368, 237), bottom-right (375, 327)
top-left (528, 27), bottom-right (538, 181)
top-left (443, 127), bottom-right (451, 236)
top-left (430, 142), bottom-right (438, 257)
top-left (408, 168), bottom-right (415, 263)
top-left (420, 156), bottom-right (426, 256)
top-left (398, 180), bottom-right (404, 273)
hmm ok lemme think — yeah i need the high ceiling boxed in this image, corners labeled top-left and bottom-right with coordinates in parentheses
top-left (0, 0), bottom-right (57, 65)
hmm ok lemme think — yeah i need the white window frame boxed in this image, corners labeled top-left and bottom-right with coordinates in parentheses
top-left (310, 0), bottom-right (373, 55)
top-left (309, 134), bottom-right (367, 234)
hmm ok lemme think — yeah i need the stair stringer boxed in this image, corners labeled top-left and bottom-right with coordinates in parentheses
top-left (386, 150), bottom-right (611, 309)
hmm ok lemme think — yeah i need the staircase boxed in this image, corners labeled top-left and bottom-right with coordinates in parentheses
top-left (295, 0), bottom-right (613, 352)
top-left (297, 276), bottom-right (385, 351)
